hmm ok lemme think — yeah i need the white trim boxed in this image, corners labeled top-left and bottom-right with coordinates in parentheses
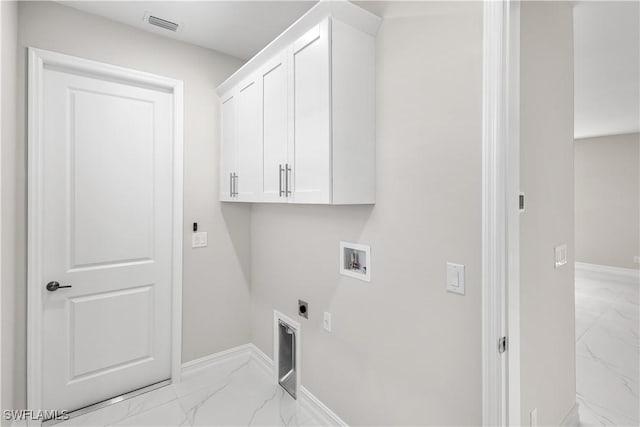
top-left (483, 1), bottom-right (514, 426)
top-left (273, 310), bottom-right (302, 399)
top-left (249, 343), bottom-right (274, 378)
top-left (0, 1), bottom-right (4, 412)
top-left (574, 129), bottom-right (640, 141)
top-left (575, 262), bottom-right (640, 282)
top-left (505, 2), bottom-right (521, 426)
top-left (249, 344), bottom-right (346, 426)
top-left (27, 48), bottom-right (184, 412)
top-left (171, 78), bottom-right (184, 385)
top-left (560, 402), bottom-right (581, 426)
top-left (181, 343), bottom-right (346, 426)
top-left (216, 1), bottom-right (381, 95)
top-left (181, 344), bottom-right (253, 376)
top-left (27, 47), bottom-right (45, 415)
top-left (300, 386), bottom-right (348, 427)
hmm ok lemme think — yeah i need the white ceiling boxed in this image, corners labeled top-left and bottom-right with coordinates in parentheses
top-left (60, 1), bottom-right (639, 139)
top-left (574, 1), bottom-right (640, 139)
top-left (60, 1), bottom-right (316, 60)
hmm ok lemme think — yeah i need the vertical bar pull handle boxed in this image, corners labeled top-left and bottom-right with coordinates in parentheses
top-left (279, 165), bottom-right (284, 197)
top-left (229, 172), bottom-right (233, 197)
top-left (285, 164), bottom-right (292, 196)
top-left (233, 173), bottom-right (238, 197)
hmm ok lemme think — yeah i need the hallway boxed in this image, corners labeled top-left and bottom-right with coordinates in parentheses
top-left (575, 268), bottom-right (639, 426)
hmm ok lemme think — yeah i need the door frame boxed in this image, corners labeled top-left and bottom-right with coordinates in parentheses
top-left (0, 2), bottom-right (4, 413)
top-left (27, 47), bottom-right (184, 413)
top-left (482, 1), bottom-right (521, 426)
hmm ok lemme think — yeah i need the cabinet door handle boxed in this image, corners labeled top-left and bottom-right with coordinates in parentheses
top-left (285, 164), bottom-right (292, 196)
top-left (279, 164), bottom-right (284, 197)
top-left (233, 173), bottom-right (238, 197)
top-left (229, 172), bottom-right (233, 197)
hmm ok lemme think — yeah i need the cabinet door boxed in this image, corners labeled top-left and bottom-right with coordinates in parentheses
top-left (236, 78), bottom-right (260, 201)
top-left (290, 20), bottom-right (331, 204)
top-left (260, 52), bottom-right (289, 202)
top-left (220, 93), bottom-right (237, 201)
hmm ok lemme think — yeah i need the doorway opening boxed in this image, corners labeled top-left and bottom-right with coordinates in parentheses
top-left (573, 2), bottom-right (640, 424)
top-left (27, 48), bottom-right (184, 415)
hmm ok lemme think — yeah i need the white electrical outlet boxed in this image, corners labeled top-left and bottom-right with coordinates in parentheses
top-left (554, 244), bottom-right (567, 268)
top-left (634, 255), bottom-right (640, 264)
top-left (192, 232), bottom-right (208, 248)
top-left (323, 312), bottom-right (332, 332)
top-left (530, 408), bottom-right (537, 427)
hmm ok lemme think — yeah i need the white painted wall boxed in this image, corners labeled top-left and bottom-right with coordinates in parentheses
top-left (3, 1), bottom-right (250, 410)
top-left (250, 2), bottom-right (484, 424)
top-left (519, 2), bottom-right (576, 425)
top-left (573, 2), bottom-right (639, 139)
top-left (1, 0), bottom-right (18, 420)
top-left (575, 133), bottom-right (640, 270)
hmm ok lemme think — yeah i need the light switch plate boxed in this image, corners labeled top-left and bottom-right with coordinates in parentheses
top-left (634, 255), bottom-right (640, 264)
top-left (323, 312), bottom-right (332, 332)
top-left (446, 262), bottom-right (465, 295)
top-left (554, 244), bottom-right (567, 268)
top-left (192, 232), bottom-right (208, 248)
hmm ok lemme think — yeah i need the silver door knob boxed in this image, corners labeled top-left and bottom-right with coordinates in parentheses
top-left (46, 281), bottom-right (72, 292)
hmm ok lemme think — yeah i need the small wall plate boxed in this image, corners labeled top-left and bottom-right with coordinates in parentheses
top-left (298, 300), bottom-right (308, 319)
top-left (339, 241), bottom-right (371, 282)
top-left (554, 244), bottom-right (568, 268)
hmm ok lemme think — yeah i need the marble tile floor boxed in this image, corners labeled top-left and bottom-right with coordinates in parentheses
top-left (54, 357), bottom-right (323, 427)
top-left (18, 268), bottom-right (637, 427)
top-left (575, 269), bottom-right (639, 426)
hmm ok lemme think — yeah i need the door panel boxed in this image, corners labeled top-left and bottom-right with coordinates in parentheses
top-left (261, 53), bottom-right (289, 202)
top-left (69, 286), bottom-right (153, 379)
top-left (220, 93), bottom-right (237, 200)
top-left (70, 89), bottom-right (154, 267)
top-left (291, 20), bottom-right (331, 203)
top-left (236, 79), bottom-right (260, 201)
top-left (41, 66), bottom-right (173, 411)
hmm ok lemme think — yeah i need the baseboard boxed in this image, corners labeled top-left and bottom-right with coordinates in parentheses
top-left (248, 343), bottom-right (274, 377)
top-left (560, 402), bottom-right (580, 426)
top-left (248, 344), bottom-right (347, 427)
top-left (300, 386), bottom-right (348, 427)
top-left (181, 343), bottom-right (253, 376)
top-left (575, 262), bottom-right (640, 282)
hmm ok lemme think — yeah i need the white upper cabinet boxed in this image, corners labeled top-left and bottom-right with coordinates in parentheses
top-left (217, 2), bottom-right (380, 204)
top-left (219, 93), bottom-right (236, 201)
top-left (235, 76), bottom-right (260, 201)
top-left (259, 51), bottom-right (289, 202)
top-left (220, 74), bottom-right (261, 201)
top-left (290, 21), bottom-right (331, 204)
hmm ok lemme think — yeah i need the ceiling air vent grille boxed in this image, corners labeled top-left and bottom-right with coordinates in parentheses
top-left (148, 15), bottom-right (179, 32)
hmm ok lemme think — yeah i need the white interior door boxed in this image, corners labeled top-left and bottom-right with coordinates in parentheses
top-left (39, 63), bottom-right (174, 411)
top-left (260, 52), bottom-right (289, 202)
top-left (290, 20), bottom-right (331, 204)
